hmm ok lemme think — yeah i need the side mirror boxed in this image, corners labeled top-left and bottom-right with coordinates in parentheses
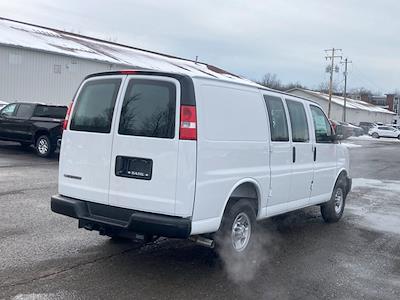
top-left (331, 133), bottom-right (344, 143)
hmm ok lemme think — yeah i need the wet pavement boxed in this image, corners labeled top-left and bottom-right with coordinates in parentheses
top-left (0, 139), bottom-right (399, 299)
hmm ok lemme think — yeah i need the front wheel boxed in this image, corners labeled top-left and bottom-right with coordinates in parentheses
top-left (35, 135), bottom-right (54, 158)
top-left (215, 199), bottom-right (256, 256)
top-left (321, 179), bottom-right (347, 223)
top-left (372, 132), bottom-right (379, 138)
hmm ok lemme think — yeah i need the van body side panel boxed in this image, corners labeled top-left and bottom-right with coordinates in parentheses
top-left (174, 140), bottom-right (197, 217)
top-left (192, 79), bottom-right (270, 234)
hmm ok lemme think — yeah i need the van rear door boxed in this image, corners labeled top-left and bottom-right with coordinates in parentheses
top-left (108, 76), bottom-right (181, 216)
top-left (59, 76), bottom-right (124, 205)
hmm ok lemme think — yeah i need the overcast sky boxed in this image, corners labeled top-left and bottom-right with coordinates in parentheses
top-left (1, 0), bottom-right (399, 93)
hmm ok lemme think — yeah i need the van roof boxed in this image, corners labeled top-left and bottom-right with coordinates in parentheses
top-left (85, 69), bottom-right (320, 107)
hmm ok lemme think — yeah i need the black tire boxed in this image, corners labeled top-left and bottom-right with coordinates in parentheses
top-left (215, 199), bottom-right (257, 257)
top-left (321, 177), bottom-right (347, 223)
top-left (35, 135), bottom-right (54, 158)
top-left (372, 132), bottom-right (379, 139)
top-left (398, 135), bottom-right (400, 140)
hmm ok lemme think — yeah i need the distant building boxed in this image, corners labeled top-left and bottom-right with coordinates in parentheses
top-left (0, 17), bottom-right (252, 106)
top-left (287, 88), bottom-right (395, 124)
top-left (353, 93), bottom-right (400, 113)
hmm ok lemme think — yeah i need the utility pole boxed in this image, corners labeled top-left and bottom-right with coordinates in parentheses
top-left (341, 58), bottom-right (352, 122)
top-left (325, 48), bottom-right (342, 118)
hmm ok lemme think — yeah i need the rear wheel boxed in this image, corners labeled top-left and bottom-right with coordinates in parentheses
top-left (215, 199), bottom-right (256, 256)
top-left (35, 135), bottom-right (54, 158)
top-left (321, 178), bottom-right (347, 223)
top-left (372, 132), bottom-right (379, 138)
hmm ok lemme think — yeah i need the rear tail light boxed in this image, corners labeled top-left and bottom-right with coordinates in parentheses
top-left (119, 70), bottom-right (136, 75)
top-left (63, 102), bottom-right (73, 130)
top-left (179, 105), bottom-right (197, 140)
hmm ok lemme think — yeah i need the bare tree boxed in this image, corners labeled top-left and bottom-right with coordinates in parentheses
top-left (257, 73), bottom-right (308, 91)
top-left (285, 82), bottom-right (307, 91)
top-left (258, 73), bottom-right (282, 90)
top-left (318, 81), bottom-right (340, 94)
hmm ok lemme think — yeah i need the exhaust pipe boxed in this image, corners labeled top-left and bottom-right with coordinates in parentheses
top-left (190, 236), bottom-right (215, 248)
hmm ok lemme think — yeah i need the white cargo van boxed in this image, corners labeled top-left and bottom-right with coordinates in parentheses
top-left (51, 70), bottom-right (351, 255)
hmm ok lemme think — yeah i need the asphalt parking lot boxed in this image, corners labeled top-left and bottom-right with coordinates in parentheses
top-left (0, 138), bottom-right (399, 300)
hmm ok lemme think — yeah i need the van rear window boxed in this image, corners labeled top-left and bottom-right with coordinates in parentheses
top-left (118, 79), bottom-right (176, 138)
top-left (70, 79), bottom-right (121, 133)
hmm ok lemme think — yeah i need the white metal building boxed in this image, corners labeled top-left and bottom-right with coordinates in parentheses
top-left (287, 88), bottom-right (395, 124)
top-left (0, 18), bottom-right (255, 106)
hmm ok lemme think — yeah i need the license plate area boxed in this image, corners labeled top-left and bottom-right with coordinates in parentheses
top-left (115, 156), bottom-right (153, 180)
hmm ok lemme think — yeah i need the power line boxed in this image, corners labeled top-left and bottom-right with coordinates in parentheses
top-left (350, 64), bottom-right (385, 93)
top-left (341, 58), bottom-right (352, 122)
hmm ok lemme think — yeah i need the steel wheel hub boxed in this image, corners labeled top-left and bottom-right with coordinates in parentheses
top-left (38, 139), bottom-right (48, 154)
top-left (334, 188), bottom-right (344, 214)
top-left (231, 212), bottom-right (251, 252)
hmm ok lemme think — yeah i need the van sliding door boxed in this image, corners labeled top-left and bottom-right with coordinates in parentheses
top-left (264, 95), bottom-right (292, 215)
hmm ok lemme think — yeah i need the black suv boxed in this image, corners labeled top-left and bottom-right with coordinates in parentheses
top-left (0, 102), bottom-right (67, 157)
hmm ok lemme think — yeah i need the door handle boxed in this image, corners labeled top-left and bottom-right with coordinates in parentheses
top-left (313, 147), bottom-right (317, 161)
top-left (292, 146), bottom-right (296, 163)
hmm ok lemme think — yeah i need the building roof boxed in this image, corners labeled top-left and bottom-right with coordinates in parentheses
top-left (287, 88), bottom-right (395, 115)
top-left (0, 17), bottom-right (258, 86)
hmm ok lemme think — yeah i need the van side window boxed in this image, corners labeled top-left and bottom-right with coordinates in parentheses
top-left (70, 79), bottom-right (122, 133)
top-left (264, 95), bottom-right (289, 142)
top-left (286, 99), bottom-right (309, 142)
top-left (310, 105), bottom-right (333, 143)
top-left (118, 79), bottom-right (176, 139)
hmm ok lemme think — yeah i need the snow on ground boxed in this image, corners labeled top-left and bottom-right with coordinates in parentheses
top-left (340, 142), bottom-right (362, 148)
top-left (347, 178), bottom-right (400, 235)
top-left (12, 292), bottom-right (76, 300)
top-left (347, 135), bottom-right (400, 143)
top-left (353, 178), bottom-right (400, 193)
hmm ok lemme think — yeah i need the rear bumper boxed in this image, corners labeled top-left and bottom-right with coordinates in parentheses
top-left (51, 194), bottom-right (191, 239)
